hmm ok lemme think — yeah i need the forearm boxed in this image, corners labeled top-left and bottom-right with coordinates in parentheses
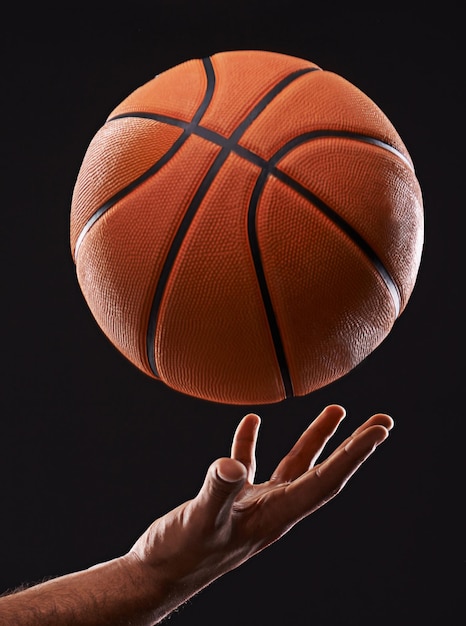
top-left (0, 553), bottom-right (188, 626)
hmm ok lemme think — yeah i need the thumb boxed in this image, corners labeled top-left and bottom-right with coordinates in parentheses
top-left (216, 457), bottom-right (248, 483)
top-left (197, 457), bottom-right (247, 524)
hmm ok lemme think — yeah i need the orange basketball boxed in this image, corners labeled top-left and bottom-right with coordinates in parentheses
top-left (70, 50), bottom-right (424, 405)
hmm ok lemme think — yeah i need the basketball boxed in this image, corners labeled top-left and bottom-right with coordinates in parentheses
top-left (70, 50), bottom-right (424, 405)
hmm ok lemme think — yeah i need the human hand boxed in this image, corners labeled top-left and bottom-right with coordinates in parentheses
top-left (128, 405), bottom-right (393, 600)
top-left (0, 405), bottom-right (393, 626)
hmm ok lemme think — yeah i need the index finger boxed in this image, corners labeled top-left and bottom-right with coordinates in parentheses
top-left (271, 405), bottom-right (346, 483)
top-left (230, 413), bottom-right (261, 483)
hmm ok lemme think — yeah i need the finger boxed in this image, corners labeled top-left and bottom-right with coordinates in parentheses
top-left (279, 425), bottom-right (390, 524)
top-left (271, 405), bottom-right (346, 483)
top-left (351, 413), bottom-right (394, 435)
top-left (195, 458), bottom-right (247, 528)
top-left (231, 413), bottom-right (261, 483)
top-left (330, 413), bottom-right (394, 457)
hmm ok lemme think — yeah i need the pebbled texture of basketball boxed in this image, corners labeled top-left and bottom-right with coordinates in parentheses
top-left (70, 50), bottom-right (424, 405)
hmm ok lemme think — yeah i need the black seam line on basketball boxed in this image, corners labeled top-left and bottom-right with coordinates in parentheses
top-left (246, 129), bottom-right (403, 393)
top-left (106, 120), bottom-right (410, 178)
top-left (268, 129), bottom-right (406, 317)
top-left (73, 58), bottom-right (216, 260)
top-left (269, 129), bottom-right (414, 171)
top-left (74, 132), bottom-right (188, 258)
top-left (146, 65), bottom-right (317, 380)
top-left (248, 168), bottom-right (294, 398)
top-left (193, 57), bottom-right (216, 123)
top-left (109, 112), bottom-right (271, 170)
top-left (109, 67), bottom-right (320, 166)
top-left (271, 167), bottom-right (401, 318)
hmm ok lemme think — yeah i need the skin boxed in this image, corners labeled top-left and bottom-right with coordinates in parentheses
top-left (0, 405), bottom-right (393, 625)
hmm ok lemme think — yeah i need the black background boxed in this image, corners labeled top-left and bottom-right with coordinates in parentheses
top-left (2, 4), bottom-right (463, 625)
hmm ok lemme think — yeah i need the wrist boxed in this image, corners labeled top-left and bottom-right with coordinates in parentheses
top-left (119, 550), bottom-right (192, 623)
